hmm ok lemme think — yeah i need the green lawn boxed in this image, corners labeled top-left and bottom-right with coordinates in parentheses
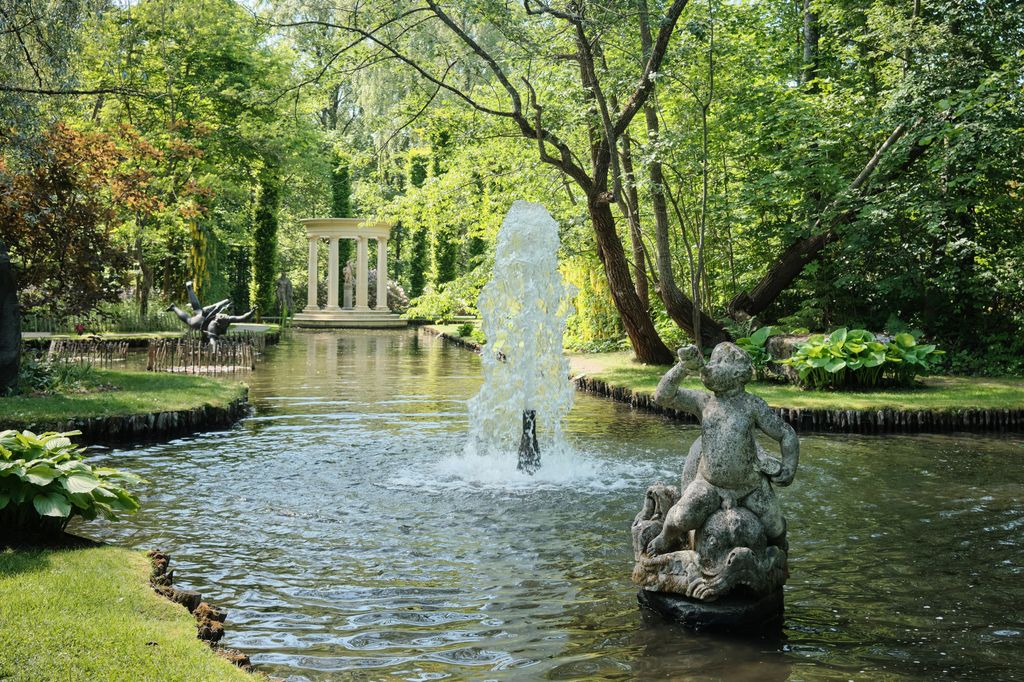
top-left (570, 351), bottom-right (1024, 411)
top-left (0, 546), bottom-right (253, 682)
top-left (0, 370), bottom-right (246, 428)
top-left (424, 327), bottom-right (1024, 411)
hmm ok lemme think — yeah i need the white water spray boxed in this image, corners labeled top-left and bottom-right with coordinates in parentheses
top-left (465, 201), bottom-right (576, 472)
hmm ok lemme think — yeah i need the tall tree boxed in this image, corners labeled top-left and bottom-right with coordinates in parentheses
top-left (0, 238), bottom-right (19, 394)
top-left (278, 0), bottom-right (713, 362)
top-left (253, 165), bottom-right (281, 317)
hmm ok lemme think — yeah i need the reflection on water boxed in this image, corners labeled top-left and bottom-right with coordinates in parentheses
top-left (76, 330), bottom-right (1024, 681)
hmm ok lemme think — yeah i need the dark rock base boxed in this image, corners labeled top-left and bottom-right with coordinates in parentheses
top-left (638, 588), bottom-right (784, 632)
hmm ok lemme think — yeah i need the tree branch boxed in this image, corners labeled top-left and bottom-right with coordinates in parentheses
top-left (613, 0), bottom-right (691, 138)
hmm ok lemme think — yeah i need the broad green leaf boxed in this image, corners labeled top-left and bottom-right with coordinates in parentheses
top-left (33, 491), bottom-right (72, 518)
top-left (825, 359), bottom-right (847, 373)
top-left (63, 473), bottom-right (101, 494)
top-left (67, 492), bottom-right (95, 510)
top-left (25, 464), bottom-right (61, 486)
top-left (43, 436), bottom-right (72, 450)
top-left (829, 328), bottom-right (848, 345)
top-left (750, 326), bottom-right (774, 346)
top-left (864, 354), bottom-right (886, 368)
top-left (894, 333), bottom-right (916, 348)
top-left (57, 460), bottom-right (90, 472)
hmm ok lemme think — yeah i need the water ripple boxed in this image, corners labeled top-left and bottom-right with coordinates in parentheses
top-left (75, 331), bottom-right (1024, 681)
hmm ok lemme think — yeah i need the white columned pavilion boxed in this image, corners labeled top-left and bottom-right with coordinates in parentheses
top-left (304, 236), bottom-right (318, 312)
top-left (293, 218), bottom-right (407, 329)
top-left (376, 236), bottom-right (389, 309)
top-left (355, 236), bottom-right (369, 311)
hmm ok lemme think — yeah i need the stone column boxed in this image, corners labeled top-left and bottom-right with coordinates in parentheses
top-left (355, 236), bottom-right (369, 310)
top-left (304, 236), bottom-right (319, 312)
top-left (375, 237), bottom-right (388, 310)
top-left (326, 236), bottom-right (341, 311)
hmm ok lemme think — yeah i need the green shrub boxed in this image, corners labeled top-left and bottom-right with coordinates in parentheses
top-left (456, 322), bottom-right (474, 337)
top-left (403, 266), bottom-right (487, 323)
top-left (0, 430), bottom-right (142, 540)
top-left (734, 326), bottom-right (777, 380)
top-left (16, 357), bottom-right (102, 395)
top-left (885, 332), bottom-right (945, 385)
top-left (470, 329), bottom-right (487, 346)
top-left (404, 290), bottom-right (459, 322)
top-left (780, 328), bottom-right (943, 389)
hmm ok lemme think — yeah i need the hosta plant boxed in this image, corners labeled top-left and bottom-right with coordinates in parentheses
top-left (780, 328), bottom-right (943, 390)
top-left (0, 430), bottom-right (143, 540)
top-left (734, 326), bottom-right (777, 380)
top-left (884, 332), bottom-right (945, 384)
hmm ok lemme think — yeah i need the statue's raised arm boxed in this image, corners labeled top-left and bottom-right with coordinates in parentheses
top-left (652, 345), bottom-right (709, 418)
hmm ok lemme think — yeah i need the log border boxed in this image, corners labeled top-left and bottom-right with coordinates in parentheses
top-left (424, 327), bottom-right (1024, 434)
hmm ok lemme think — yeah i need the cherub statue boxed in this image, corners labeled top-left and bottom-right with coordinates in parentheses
top-left (632, 342), bottom-right (799, 602)
top-left (648, 342), bottom-right (798, 555)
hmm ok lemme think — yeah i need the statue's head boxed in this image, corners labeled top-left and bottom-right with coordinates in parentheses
top-left (701, 342), bottom-right (753, 393)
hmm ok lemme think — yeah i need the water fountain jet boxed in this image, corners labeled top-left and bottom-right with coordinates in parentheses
top-left (466, 201), bottom-right (575, 475)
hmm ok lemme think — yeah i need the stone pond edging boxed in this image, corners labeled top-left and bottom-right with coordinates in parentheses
top-left (147, 550), bottom-right (256, 675)
top-left (5, 393), bottom-right (251, 445)
top-left (423, 327), bottom-right (1024, 435)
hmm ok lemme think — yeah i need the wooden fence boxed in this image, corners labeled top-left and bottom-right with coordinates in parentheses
top-left (47, 340), bottom-right (131, 368)
top-left (146, 337), bottom-right (259, 375)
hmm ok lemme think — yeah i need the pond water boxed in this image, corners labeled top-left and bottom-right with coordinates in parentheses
top-left (77, 330), bottom-right (1024, 681)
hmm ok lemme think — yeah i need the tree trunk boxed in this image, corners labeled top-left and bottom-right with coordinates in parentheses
top-left (801, 0), bottom-right (820, 89)
top-left (589, 199), bottom-right (674, 364)
top-left (729, 122), bottom-right (915, 317)
top-left (0, 238), bottom-right (20, 393)
top-left (618, 132), bottom-right (649, 310)
top-left (645, 106), bottom-right (728, 347)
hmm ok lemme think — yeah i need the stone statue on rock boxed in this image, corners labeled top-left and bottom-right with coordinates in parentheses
top-left (342, 261), bottom-right (354, 309)
top-left (632, 342), bottom-right (799, 628)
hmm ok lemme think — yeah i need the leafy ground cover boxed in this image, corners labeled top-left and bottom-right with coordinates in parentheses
top-left (0, 546), bottom-right (253, 682)
top-left (570, 352), bottom-right (1024, 411)
top-left (0, 370), bottom-right (245, 427)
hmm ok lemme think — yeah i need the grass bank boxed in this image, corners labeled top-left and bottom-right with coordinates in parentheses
top-left (424, 324), bottom-right (1024, 412)
top-left (0, 369), bottom-right (246, 427)
top-left (571, 352), bottom-right (1024, 411)
top-left (0, 545), bottom-right (253, 682)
